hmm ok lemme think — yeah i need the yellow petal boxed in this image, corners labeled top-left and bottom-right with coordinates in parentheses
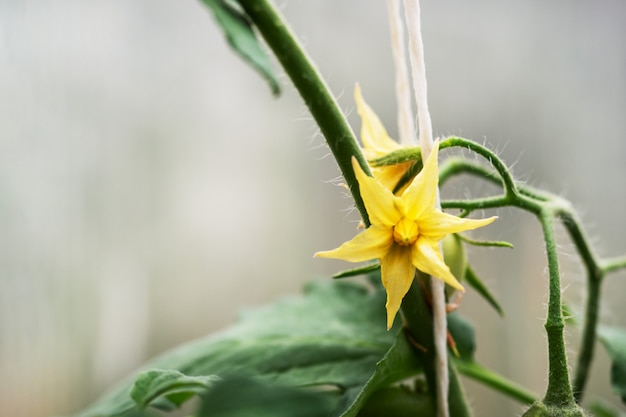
top-left (354, 84), bottom-right (402, 159)
top-left (420, 212), bottom-right (497, 241)
top-left (402, 141), bottom-right (440, 220)
top-left (315, 225), bottom-right (393, 262)
top-left (352, 158), bottom-right (402, 227)
top-left (380, 244), bottom-right (415, 329)
top-left (411, 238), bottom-right (465, 291)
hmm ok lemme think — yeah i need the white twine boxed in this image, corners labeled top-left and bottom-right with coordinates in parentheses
top-left (386, 0), bottom-right (416, 146)
top-left (403, 1), bottom-right (449, 416)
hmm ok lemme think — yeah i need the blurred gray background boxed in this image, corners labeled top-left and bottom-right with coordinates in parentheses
top-left (1, 1), bottom-right (625, 416)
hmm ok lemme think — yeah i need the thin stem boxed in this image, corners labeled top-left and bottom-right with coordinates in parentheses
top-left (539, 211), bottom-right (576, 407)
top-left (439, 158), bottom-right (550, 202)
top-left (602, 256), bottom-right (626, 274)
top-left (443, 137), bottom-right (518, 198)
top-left (558, 210), bottom-right (602, 282)
top-left (439, 158), bottom-right (502, 188)
top-left (237, 0), bottom-right (371, 226)
top-left (371, 137), bottom-right (520, 199)
top-left (572, 272), bottom-right (601, 403)
top-left (557, 210), bottom-right (603, 403)
top-left (441, 196), bottom-right (511, 211)
top-left (454, 360), bottom-right (538, 405)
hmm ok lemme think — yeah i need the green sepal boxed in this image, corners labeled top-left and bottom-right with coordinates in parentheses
top-left (561, 302), bottom-right (577, 326)
top-left (333, 262), bottom-right (380, 279)
top-left (200, 0), bottom-right (281, 95)
top-left (392, 160), bottom-right (423, 195)
top-left (457, 234), bottom-right (514, 249)
top-left (465, 265), bottom-right (504, 316)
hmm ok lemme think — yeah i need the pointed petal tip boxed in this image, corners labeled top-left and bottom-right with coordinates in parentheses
top-left (385, 301), bottom-right (401, 331)
top-left (443, 273), bottom-right (466, 292)
top-left (386, 314), bottom-right (396, 331)
top-left (354, 83), bottom-right (362, 98)
top-left (483, 215), bottom-right (498, 226)
top-left (313, 250), bottom-right (330, 258)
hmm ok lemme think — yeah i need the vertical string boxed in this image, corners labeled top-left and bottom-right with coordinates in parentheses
top-left (403, 1), bottom-right (449, 417)
top-left (386, 0), bottom-right (416, 146)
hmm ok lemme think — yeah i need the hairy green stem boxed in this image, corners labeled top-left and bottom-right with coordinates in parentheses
top-left (539, 211), bottom-right (576, 406)
top-left (603, 256), bottom-right (626, 274)
top-left (237, 0), bottom-right (371, 226)
top-left (422, 145), bottom-right (626, 404)
top-left (371, 136), bottom-right (519, 199)
top-left (443, 137), bottom-right (518, 198)
top-left (439, 158), bottom-right (550, 202)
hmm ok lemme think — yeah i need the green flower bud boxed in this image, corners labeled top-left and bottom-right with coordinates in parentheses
top-left (442, 234), bottom-right (467, 297)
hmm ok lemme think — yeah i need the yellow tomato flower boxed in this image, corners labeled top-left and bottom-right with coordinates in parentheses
top-left (316, 141), bottom-right (496, 329)
top-left (354, 85), bottom-right (412, 193)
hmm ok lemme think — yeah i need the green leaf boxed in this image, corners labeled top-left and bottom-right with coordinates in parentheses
top-left (338, 332), bottom-right (422, 417)
top-left (465, 265), bottom-right (504, 316)
top-left (198, 375), bottom-right (336, 417)
top-left (130, 369), bottom-right (219, 410)
top-left (73, 280), bottom-right (422, 417)
top-left (598, 326), bottom-right (626, 404)
top-left (561, 302), bottom-right (577, 326)
top-left (200, 0), bottom-right (280, 95)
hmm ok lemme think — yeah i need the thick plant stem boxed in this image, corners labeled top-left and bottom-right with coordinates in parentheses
top-left (539, 212), bottom-right (576, 407)
top-left (401, 276), bottom-right (472, 417)
top-left (237, 0), bottom-right (371, 226)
